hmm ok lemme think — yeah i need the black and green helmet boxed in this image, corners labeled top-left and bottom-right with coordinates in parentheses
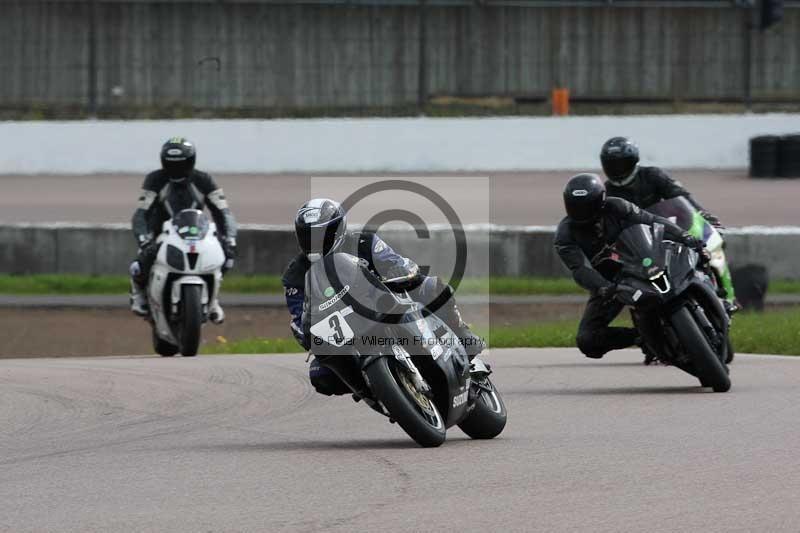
top-left (160, 137), bottom-right (196, 181)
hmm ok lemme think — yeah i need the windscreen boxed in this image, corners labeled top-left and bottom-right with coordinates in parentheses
top-left (648, 197), bottom-right (694, 228)
top-left (615, 224), bottom-right (665, 279)
top-left (173, 209), bottom-right (210, 240)
top-left (648, 196), bottom-right (711, 241)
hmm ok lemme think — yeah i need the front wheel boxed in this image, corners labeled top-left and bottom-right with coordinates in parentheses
top-left (364, 357), bottom-right (446, 448)
top-left (178, 285), bottom-right (203, 356)
top-left (671, 306), bottom-right (731, 392)
top-left (458, 376), bottom-right (507, 439)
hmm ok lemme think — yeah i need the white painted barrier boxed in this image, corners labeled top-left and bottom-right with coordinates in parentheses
top-left (1, 114), bottom-right (799, 174)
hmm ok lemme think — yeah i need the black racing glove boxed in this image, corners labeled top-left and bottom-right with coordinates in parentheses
top-left (596, 284), bottom-right (617, 301)
top-left (681, 233), bottom-right (711, 265)
top-left (222, 240), bottom-right (236, 273)
top-left (699, 210), bottom-right (723, 229)
top-left (382, 259), bottom-right (422, 291)
top-left (137, 238), bottom-right (158, 260)
top-left (681, 233), bottom-right (705, 253)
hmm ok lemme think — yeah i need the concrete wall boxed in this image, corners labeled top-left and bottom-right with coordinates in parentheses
top-left (2, 223), bottom-right (799, 280)
top-left (2, 2), bottom-right (799, 111)
top-left (2, 114), bottom-right (799, 174)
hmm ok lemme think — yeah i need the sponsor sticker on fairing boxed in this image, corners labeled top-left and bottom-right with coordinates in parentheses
top-left (452, 390), bottom-right (468, 408)
top-left (319, 285), bottom-right (350, 311)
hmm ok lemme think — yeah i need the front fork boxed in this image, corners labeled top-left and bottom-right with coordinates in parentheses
top-left (467, 356), bottom-right (492, 405)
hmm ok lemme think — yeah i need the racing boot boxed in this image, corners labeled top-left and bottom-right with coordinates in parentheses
top-left (209, 299), bottom-right (225, 324)
top-left (129, 279), bottom-right (149, 317)
top-left (418, 277), bottom-right (485, 359)
top-left (641, 345), bottom-right (662, 366)
top-left (439, 300), bottom-right (485, 359)
top-left (637, 334), bottom-right (667, 366)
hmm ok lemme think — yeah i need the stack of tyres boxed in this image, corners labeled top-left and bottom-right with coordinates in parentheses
top-left (777, 134), bottom-right (800, 178)
top-left (749, 135), bottom-right (780, 177)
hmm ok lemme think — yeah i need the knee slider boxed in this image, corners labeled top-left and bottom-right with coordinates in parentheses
top-left (309, 359), bottom-right (349, 396)
top-left (576, 331), bottom-right (603, 359)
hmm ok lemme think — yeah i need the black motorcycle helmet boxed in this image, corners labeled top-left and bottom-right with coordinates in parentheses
top-left (600, 136), bottom-right (639, 186)
top-left (563, 173), bottom-right (606, 224)
top-left (160, 137), bottom-right (196, 182)
top-left (294, 198), bottom-right (347, 262)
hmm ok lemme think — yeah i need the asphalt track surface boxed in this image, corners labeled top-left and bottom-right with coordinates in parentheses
top-left (1, 348), bottom-right (798, 532)
top-left (2, 170), bottom-right (799, 226)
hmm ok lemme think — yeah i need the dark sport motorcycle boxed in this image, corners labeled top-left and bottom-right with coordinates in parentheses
top-left (306, 253), bottom-right (507, 447)
top-left (648, 196), bottom-right (735, 363)
top-left (597, 222), bottom-right (732, 392)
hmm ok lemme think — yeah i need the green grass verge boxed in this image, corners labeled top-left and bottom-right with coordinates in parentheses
top-left (768, 279), bottom-right (800, 294)
top-left (0, 274), bottom-right (579, 295)
top-left (728, 308), bottom-right (800, 355)
top-left (0, 274), bottom-right (287, 295)
top-left (202, 307), bottom-right (800, 356)
top-left (0, 274), bottom-right (132, 295)
top-left (482, 308), bottom-right (800, 356)
top-left (0, 274), bottom-right (572, 295)
top-left (458, 277), bottom-right (583, 295)
top-left (202, 336), bottom-right (305, 355)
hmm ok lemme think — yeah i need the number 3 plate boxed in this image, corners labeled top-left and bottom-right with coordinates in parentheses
top-left (310, 307), bottom-right (355, 347)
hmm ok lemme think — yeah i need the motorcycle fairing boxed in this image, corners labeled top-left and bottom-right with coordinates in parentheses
top-left (148, 213), bottom-right (224, 345)
top-left (306, 253), bottom-right (471, 427)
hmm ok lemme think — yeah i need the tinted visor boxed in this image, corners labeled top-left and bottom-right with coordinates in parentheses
top-left (601, 155), bottom-right (636, 181)
top-left (297, 218), bottom-right (344, 257)
top-left (566, 203), bottom-right (596, 223)
top-left (173, 209), bottom-right (210, 240)
top-left (565, 192), bottom-right (604, 224)
top-left (162, 157), bottom-right (195, 179)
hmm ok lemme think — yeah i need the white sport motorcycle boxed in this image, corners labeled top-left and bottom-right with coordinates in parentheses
top-left (147, 209), bottom-right (225, 357)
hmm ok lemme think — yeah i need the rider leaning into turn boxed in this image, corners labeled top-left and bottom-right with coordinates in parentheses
top-left (599, 136), bottom-right (737, 314)
top-left (129, 137), bottom-right (238, 322)
top-left (283, 198), bottom-right (484, 397)
top-left (554, 173), bottom-right (708, 361)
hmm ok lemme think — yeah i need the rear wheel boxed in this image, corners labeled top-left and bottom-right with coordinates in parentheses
top-left (152, 328), bottom-right (179, 357)
top-left (671, 306), bottom-right (731, 392)
top-left (458, 376), bottom-right (507, 439)
top-left (365, 357), bottom-right (446, 448)
top-left (178, 285), bottom-right (203, 357)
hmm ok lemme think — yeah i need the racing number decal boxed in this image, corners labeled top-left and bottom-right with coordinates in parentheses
top-left (310, 308), bottom-right (355, 347)
top-left (328, 314), bottom-right (345, 345)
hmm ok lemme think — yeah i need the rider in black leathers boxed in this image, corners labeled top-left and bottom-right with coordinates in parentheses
top-left (554, 173), bottom-right (707, 360)
top-left (129, 137), bottom-right (237, 322)
top-left (599, 136), bottom-right (737, 313)
top-left (284, 198), bottom-right (483, 396)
